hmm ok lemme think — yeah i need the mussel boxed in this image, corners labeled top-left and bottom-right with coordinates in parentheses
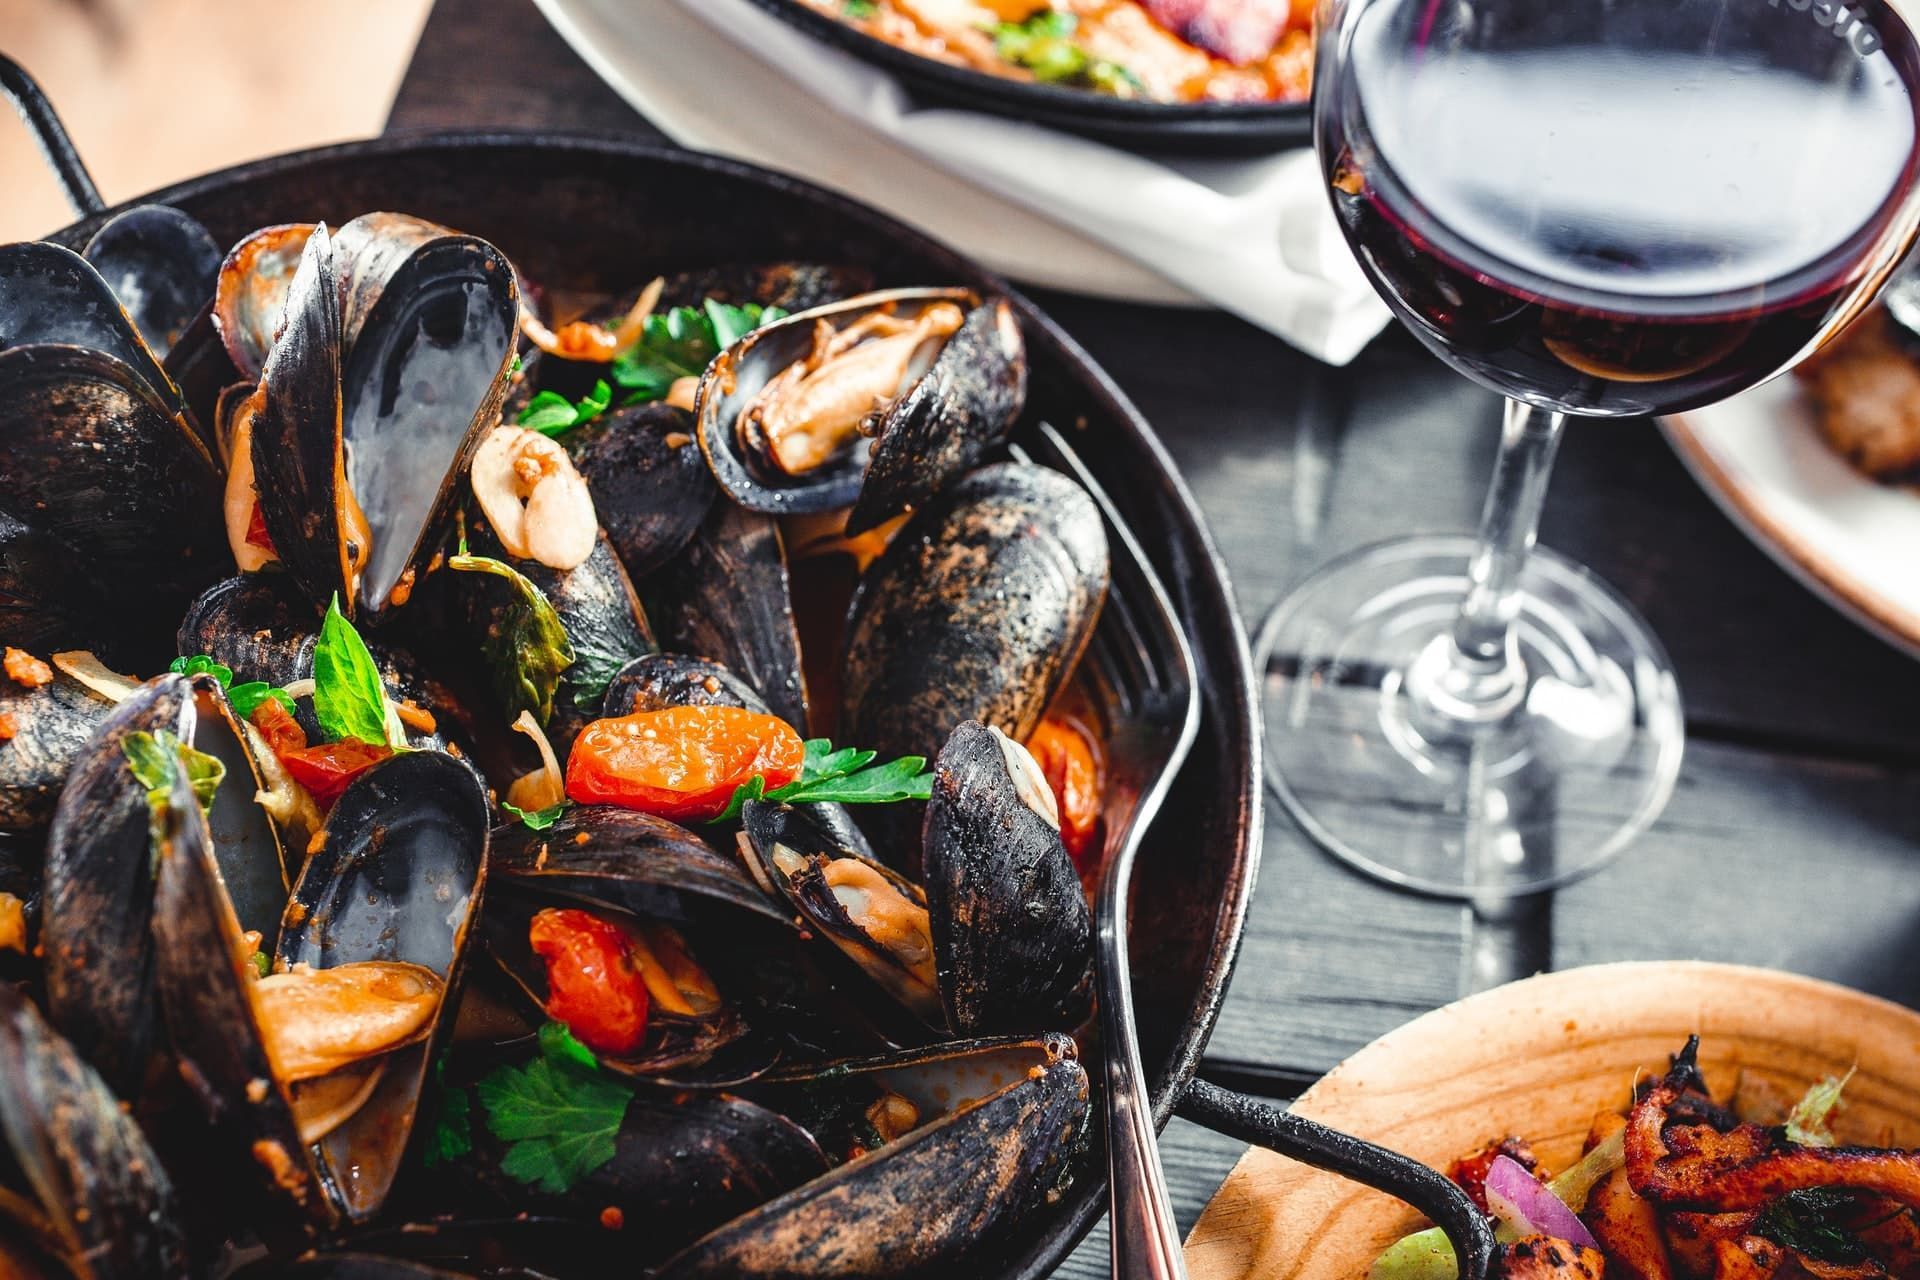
top-left (82, 203), bottom-right (223, 359)
top-left (153, 750), bottom-right (488, 1231)
top-left (245, 219), bottom-right (517, 621)
top-left (739, 719), bottom-right (1094, 1041)
top-left (0, 662), bottom-right (115, 835)
top-left (484, 805), bottom-right (785, 1084)
top-left (0, 243), bottom-right (223, 658)
top-left (641, 502), bottom-right (809, 732)
top-left (841, 462), bottom-right (1109, 765)
top-left (0, 983), bottom-right (187, 1278)
top-left (696, 290), bottom-right (1026, 533)
top-left (569, 401), bottom-right (716, 579)
top-left (214, 223), bottom-right (318, 380)
top-left (656, 1034), bottom-right (1089, 1278)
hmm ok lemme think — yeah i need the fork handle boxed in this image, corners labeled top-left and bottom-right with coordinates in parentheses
top-left (1100, 904), bottom-right (1191, 1280)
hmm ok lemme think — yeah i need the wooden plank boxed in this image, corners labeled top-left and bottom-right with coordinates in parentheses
top-left (1055, 1118), bottom-right (1252, 1280)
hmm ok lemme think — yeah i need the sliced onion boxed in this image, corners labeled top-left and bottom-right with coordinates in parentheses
top-left (1484, 1154), bottom-right (1599, 1251)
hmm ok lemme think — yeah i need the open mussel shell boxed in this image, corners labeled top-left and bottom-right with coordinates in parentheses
top-left (842, 462), bottom-right (1109, 764)
top-left (488, 805), bottom-right (789, 1084)
top-left (249, 221), bottom-right (519, 621)
top-left (332, 212), bottom-right (456, 351)
top-left (0, 669), bottom-right (115, 836)
top-left (342, 233), bottom-right (517, 621)
top-left (655, 1034), bottom-right (1089, 1278)
top-left (697, 289), bottom-right (1022, 528)
top-left (0, 344), bottom-right (222, 658)
top-left (82, 203), bottom-right (223, 360)
top-left (0, 240), bottom-right (181, 411)
top-left (482, 892), bottom-right (773, 1086)
top-left (923, 721), bottom-right (1093, 1037)
top-left (571, 401), bottom-right (716, 579)
top-left (156, 751), bottom-right (487, 1231)
top-left (739, 800), bottom-right (942, 1036)
top-left (0, 984), bottom-right (188, 1279)
top-left (641, 501), bottom-right (809, 733)
top-left (215, 223), bottom-right (318, 380)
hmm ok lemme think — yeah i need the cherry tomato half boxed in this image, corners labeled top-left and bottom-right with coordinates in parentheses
top-left (249, 696), bottom-right (308, 757)
top-left (565, 705), bottom-right (805, 821)
top-left (276, 737), bottom-right (393, 808)
top-left (1028, 715), bottom-right (1103, 867)
top-left (529, 907), bottom-right (649, 1055)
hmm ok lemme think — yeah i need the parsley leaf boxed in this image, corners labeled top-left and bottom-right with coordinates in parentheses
top-left (474, 1021), bottom-right (629, 1194)
top-left (844, 0), bottom-right (878, 15)
top-left (504, 798), bottom-right (570, 831)
top-left (1755, 1188), bottom-right (1868, 1264)
top-left (609, 300), bottom-right (784, 405)
top-left (517, 379), bottom-right (613, 437)
top-left (313, 595), bottom-right (402, 748)
top-left (448, 554), bottom-right (576, 725)
top-left (170, 654), bottom-right (296, 717)
top-left (1786, 1069), bottom-right (1853, 1147)
top-left (709, 737), bottom-right (932, 823)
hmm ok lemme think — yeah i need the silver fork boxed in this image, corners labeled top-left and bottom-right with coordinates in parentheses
top-left (1019, 421), bottom-right (1201, 1280)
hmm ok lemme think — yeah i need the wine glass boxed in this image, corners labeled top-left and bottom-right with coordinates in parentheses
top-left (1261, 0), bottom-right (1920, 898)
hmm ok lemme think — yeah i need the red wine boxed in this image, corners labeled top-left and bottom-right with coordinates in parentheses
top-left (1321, 0), bottom-right (1920, 416)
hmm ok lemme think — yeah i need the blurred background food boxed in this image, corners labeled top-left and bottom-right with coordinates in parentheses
top-left (0, 0), bottom-right (431, 241)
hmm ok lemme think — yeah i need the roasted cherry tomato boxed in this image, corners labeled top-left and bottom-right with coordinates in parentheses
top-left (1028, 715), bottom-right (1102, 866)
top-left (276, 738), bottom-right (393, 808)
top-left (565, 705), bottom-right (805, 821)
top-left (249, 696), bottom-right (308, 757)
top-left (528, 907), bottom-right (649, 1055)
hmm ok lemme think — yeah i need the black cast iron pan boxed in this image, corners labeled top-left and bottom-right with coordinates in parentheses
top-left (0, 53), bottom-right (1487, 1280)
top-left (735, 0), bottom-right (1312, 155)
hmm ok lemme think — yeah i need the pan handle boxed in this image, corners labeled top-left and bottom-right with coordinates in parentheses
top-left (1, 52), bottom-right (106, 217)
top-left (1176, 1079), bottom-right (1498, 1280)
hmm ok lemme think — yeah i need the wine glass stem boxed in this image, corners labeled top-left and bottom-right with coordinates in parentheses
top-left (1410, 398), bottom-right (1567, 727)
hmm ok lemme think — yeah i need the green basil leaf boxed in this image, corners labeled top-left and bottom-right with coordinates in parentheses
top-left (169, 654), bottom-right (233, 685)
top-left (226, 681), bottom-right (295, 719)
top-left (517, 391), bottom-right (579, 433)
top-left (560, 636), bottom-right (629, 715)
top-left (312, 595), bottom-right (396, 747)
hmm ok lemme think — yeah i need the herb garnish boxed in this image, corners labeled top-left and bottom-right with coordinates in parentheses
top-left (312, 596), bottom-right (406, 750)
top-left (990, 12), bottom-right (1143, 96)
top-left (168, 654), bottom-right (295, 718)
top-left (447, 553), bottom-right (576, 725)
top-left (711, 737), bottom-right (933, 823)
top-left (845, 0), bottom-right (878, 16)
top-left (473, 1022), bottom-right (630, 1193)
top-left (424, 1053), bottom-right (475, 1167)
top-left (517, 379), bottom-right (612, 437)
top-left (609, 300), bottom-right (785, 405)
top-left (503, 799), bottom-right (570, 831)
top-left (1785, 1069), bottom-right (1853, 1147)
top-left (123, 729), bottom-right (226, 853)
top-left (1755, 1188), bottom-right (1868, 1264)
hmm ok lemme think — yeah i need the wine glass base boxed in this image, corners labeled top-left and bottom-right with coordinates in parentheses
top-left (1256, 536), bottom-right (1684, 900)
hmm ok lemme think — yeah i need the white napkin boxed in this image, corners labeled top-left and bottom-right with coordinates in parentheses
top-left (669, 0), bottom-right (1391, 364)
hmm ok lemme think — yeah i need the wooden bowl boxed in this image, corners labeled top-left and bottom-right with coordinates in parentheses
top-left (1185, 961), bottom-right (1920, 1280)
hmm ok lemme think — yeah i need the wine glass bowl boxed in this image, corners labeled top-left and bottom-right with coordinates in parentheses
top-left (1262, 0), bottom-right (1920, 900)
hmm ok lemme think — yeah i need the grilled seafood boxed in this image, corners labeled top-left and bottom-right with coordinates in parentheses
top-left (1373, 1038), bottom-right (1920, 1280)
top-left (0, 214), bottom-right (1119, 1277)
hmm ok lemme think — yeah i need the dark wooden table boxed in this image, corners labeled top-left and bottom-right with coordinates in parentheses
top-left (389, 6), bottom-right (1920, 1274)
